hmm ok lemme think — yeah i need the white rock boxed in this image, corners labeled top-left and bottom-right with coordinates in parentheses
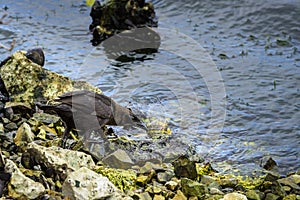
top-left (62, 167), bottom-right (131, 200)
top-left (5, 159), bottom-right (45, 199)
top-left (221, 192), bottom-right (247, 200)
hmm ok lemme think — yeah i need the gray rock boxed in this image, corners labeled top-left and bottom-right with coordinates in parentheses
top-left (278, 176), bottom-right (300, 192)
top-left (5, 159), bottom-right (45, 199)
top-left (102, 149), bottom-right (134, 169)
top-left (260, 156), bottom-right (277, 170)
top-left (62, 167), bottom-right (130, 200)
top-left (165, 180), bottom-right (178, 191)
top-left (246, 190), bottom-right (264, 200)
top-left (27, 142), bottom-right (95, 180)
top-left (5, 122), bottom-right (17, 130)
top-left (157, 171), bottom-right (174, 183)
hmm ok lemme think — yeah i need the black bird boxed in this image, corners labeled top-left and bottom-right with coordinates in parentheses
top-left (25, 48), bottom-right (45, 67)
top-left (36, 90), bottom-right (146, 143)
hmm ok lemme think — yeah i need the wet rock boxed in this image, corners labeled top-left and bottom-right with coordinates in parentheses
top-left (220, 192), bottom-right (247, 200)
top-left (209, 187), bottom-right (224, 195)
top-left (4, 102), bottom-right (33, 118)
top-left (172, 190), bottom-right (187, 200)
top-left (260, 156), bottom-right (277, 170)
top-left (181, 178), bottom-right (208, 198)
top-left (27, 142), bottom-right (95, 180)
top-left (4, 159), bottom-right (45, 199)
top-left (172, 155), bottom-right (197, 180)
top-left (0, 50), bottom-right (101, 107)
top-left (102, 149), bottom-right (134, 169)
top-left (13, 122), bottom-right (35, 148)
top-left (25, 48), bottom-right (45, 67)
top-left (62, 167), bottom-right (129, 200)
top-left (89, 0), bottom-right (158, 46)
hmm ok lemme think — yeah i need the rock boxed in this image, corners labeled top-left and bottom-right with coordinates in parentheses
top-left (154, 194), bottom-right (165, 200)
top-left (4, 102), bottom-right (33, 118)
top-left (165, 180), bottom-right (179, 191)
top-left (62, 167), bottom-right (129, 200)
top-left (0, 50), bottom-right (101, 107)
top-left (89, 0), bottom-right (158, 46)
top-left (218, 177), bottom-right (238, 188)
top-left (13, 122), bottom-right (35, 148)
top-left (0, 123), bottom-right (4, 133)
top-left (278, 176), bottom-right (300, 192)
top-left (200, 175), bottom-right (216, 186)
top-left (220, 192), bottom-right (247, 200)
top-left (139, 161), bottom-right (164, 174)
top-left (172, 190), bottom-right (187, 200)
top-left (157, 171), bottom-right (174, 183)
top-left (172, 155), bottom-right (197, 180)
top-left (283, 194), bottom-right (297, 200)
top-left (5, 159), bottom-right (45, 199)
top-left (264, 171), bottom-right (281, 182)
top-left (260, 156), bottom-right (277, 170)
top-left (5, 122), bottom-right (17, 130)
top-left (137, 192), bottom-right (152, 200)
top-left (137, 174), bottom-right (151, 186)
top-left (27, 142), bottom-right (95, 180)
top-left (264, 193), bottom-right (280, 200)
top-left (181, 178), bottom-right (208, 198)
top-left (245, 190), bottom-right (264, 200)
top-left (102, 149), bottom-right (134, 169)
top-left (209, 187), bottom-right (224, 195)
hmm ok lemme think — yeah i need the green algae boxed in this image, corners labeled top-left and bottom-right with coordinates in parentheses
top-left (95, 166), bottom-right (137, 192)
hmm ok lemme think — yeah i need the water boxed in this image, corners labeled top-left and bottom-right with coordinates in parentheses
top-left (1, 0), bottom-right (299, 174)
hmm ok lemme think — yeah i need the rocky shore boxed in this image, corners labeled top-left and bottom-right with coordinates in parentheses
top-left (0, 50), bottom-right (299, 200)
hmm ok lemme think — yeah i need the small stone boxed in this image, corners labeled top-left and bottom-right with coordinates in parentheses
top-left (165, 180), bottom-right (178, 191)
top-left (102, 149), bottom-right (134, 169)
top-left (278, 176), bottom-right (300, 191)
top-left (14, 122), bottom-right (35, 147)
top-left (218, 177), bottom-right (238, 188)
top-left (209, 188), bottom-right (224, 195)
top-left (154, 194), bottom-right (165, 200)
top-left (137, 175), bottom-right (150, 186)
top-left (0, 123), bottom-right (4, 133)
top-left (265, 171), bottom-right (281, 182)
top-left (138, 192), bottom-right (152, 200)
top-left (5, 122), bottom-right (18, 130)
top-left (172, 190), bottom-right (187, 200)
top-left (200, 175), bottom-right (216, 185)
top-left (246, 190), bottom-right (263, 200)
top-left (283, 194), bottom-right (297, 200)
top-left (221, 192), bottom-right (247, 200)
top-left (265, 193), bottom-right (280, 200)
top-left (260, 156), bottom-right (277, 170)
top-left (181, 178), bottom-right (208, 198)
top-left (157, 171), bottom-right (174, 183)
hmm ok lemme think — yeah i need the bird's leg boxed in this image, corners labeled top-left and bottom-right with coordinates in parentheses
top-left (61, 123), bottom-right (70, 149)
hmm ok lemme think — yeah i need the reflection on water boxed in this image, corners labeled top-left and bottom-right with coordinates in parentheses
top-left (1, 0), bottom-right (300, 174)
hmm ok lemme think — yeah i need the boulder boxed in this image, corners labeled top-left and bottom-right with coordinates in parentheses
top-left (221, 192), bottom-right (247, 200)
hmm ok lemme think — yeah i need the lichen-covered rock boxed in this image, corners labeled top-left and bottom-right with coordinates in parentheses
top-left (95, 166), bottom-right (137, 192)
top-left (220, 192), bottom-right (247, 200)
top-left (0, 50), bottom-right (101, 107)
top-left (26, 142), bottom-right (95, 180)
top-left (181, 178), bottom-right (208, 198)
top-left (4, 159), bottom-right (45, 199)
top-left (62, 167), bottom-right (131, 200)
